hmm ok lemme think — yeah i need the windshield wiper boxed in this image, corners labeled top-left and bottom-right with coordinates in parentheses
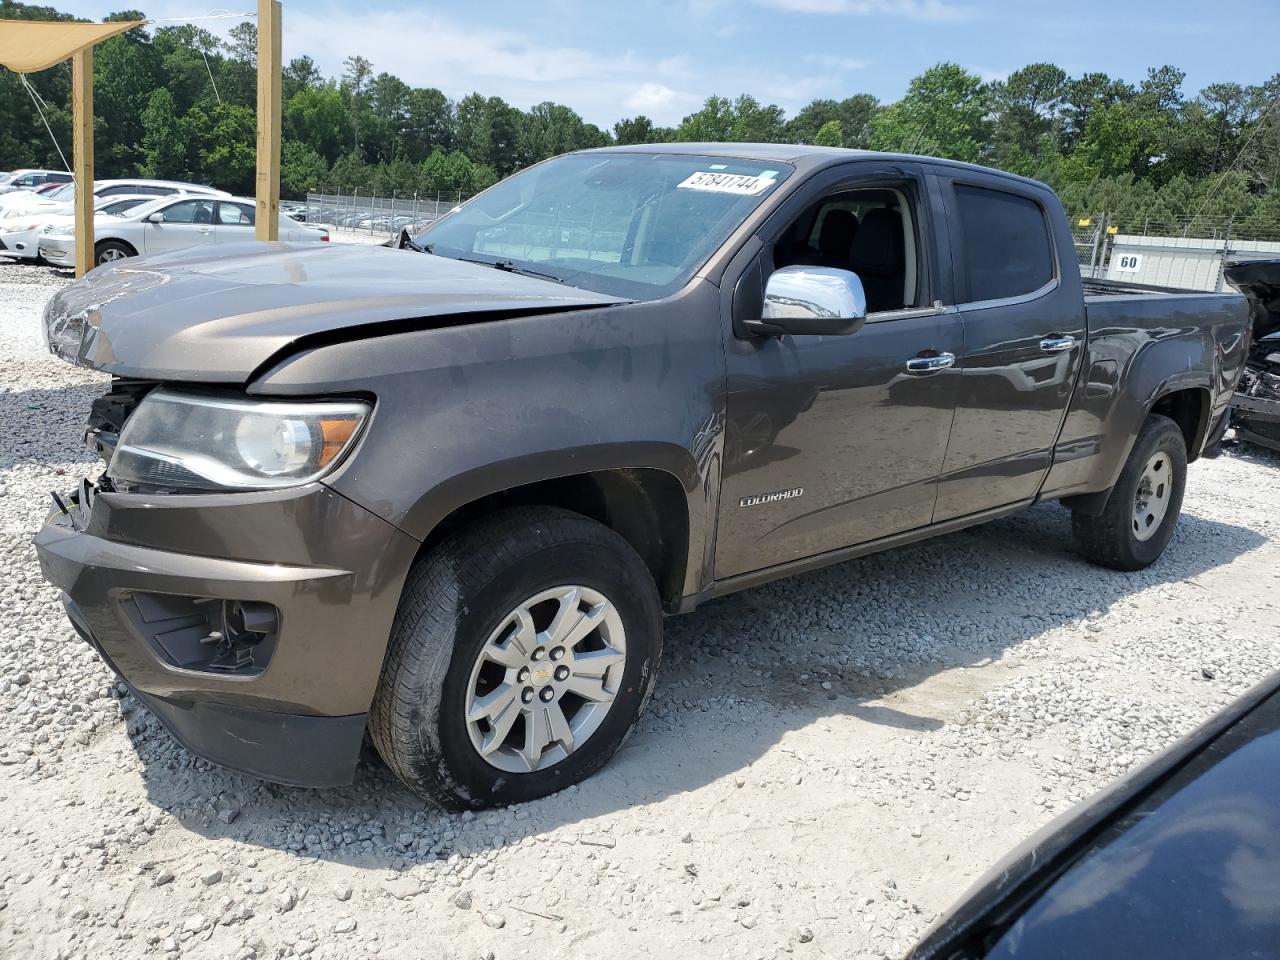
top-left (456, 256), bottom-right (565, 285)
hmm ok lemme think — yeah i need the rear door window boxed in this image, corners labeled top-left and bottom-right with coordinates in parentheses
top-left (217, 202), bottom-right (256, 226)
top-left (953, 184), bottom-right (1054, 302)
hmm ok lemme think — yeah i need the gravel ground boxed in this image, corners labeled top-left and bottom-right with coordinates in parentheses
top-left (1, 257), bottom-right (1278, 960)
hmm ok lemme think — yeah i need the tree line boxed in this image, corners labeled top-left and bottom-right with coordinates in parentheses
top-left (2, 1), bottom-right (1278, 236)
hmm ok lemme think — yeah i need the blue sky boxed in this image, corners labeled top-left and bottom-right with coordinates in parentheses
top-left (58, 0), bottom-right (1280, 128)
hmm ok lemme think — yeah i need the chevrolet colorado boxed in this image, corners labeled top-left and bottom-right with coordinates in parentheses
top-left (34, 145), bottom-right (1261, 808)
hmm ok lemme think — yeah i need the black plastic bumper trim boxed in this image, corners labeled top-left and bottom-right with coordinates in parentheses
top-left (133, 688), bottom-right (367, 789)
top-left (65, 594), bottom-right (366, 788)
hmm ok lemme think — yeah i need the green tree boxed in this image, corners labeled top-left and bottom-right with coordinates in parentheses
top-left (280, 139), bottom-right (328, 197)
top-left (675, 94), bottom-right (786, 143)
top-left (455, 93), bottom-right (522, 175)
top-left (614, 115), bottom-right (655, 144)
top-left (518, 102), bottom-right (609, 166)
top-left (405, 87), bottom-right (454, 155)
top-left (284, 85), bottom-right (353, 165)
top-left (283, 55), bottom-right (322, 101)
top-left (140, 87), bottom-right (188, 179)
top-left (813, 120), bottom-right (843, 147)
top-left (987, 63), bottom-right (1068, 175)
top-left (341, 54), bottom-right (374, 156)
top-left (870, 63), bottom-right (988, 162)
top-left (183, 100), bottom-right (256, 193)
top-left (787, 95), bottom-right (878, 147)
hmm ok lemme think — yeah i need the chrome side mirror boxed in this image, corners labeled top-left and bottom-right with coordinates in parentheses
top-left (145, 211), bottom-right (164, 223)
top-left (751, 266), bottom-right (867, 337)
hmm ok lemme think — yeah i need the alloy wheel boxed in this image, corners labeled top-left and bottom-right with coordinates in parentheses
top-left (464, 585), bottom-right (627, 773)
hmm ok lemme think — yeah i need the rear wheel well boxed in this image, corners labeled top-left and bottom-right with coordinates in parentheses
top-left (1149, 387), bottom-right (1210, 462)
top-left (418, 469), bottom-right (690, 606)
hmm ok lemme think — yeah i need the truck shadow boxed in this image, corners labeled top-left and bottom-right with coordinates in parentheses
top-left (127, 499), bottom-right (1264, 866)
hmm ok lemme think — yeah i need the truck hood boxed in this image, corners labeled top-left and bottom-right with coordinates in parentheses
top-left (43, 241), bottom-right (628, 382)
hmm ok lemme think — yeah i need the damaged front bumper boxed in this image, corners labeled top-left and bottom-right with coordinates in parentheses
top-left (34, 477), bottom-right (420, 787)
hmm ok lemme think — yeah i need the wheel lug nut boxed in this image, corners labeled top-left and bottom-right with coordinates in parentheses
top-left (521, 687), bottom-right (535, 704)
top-left (532, 646), bottom-right (546, 661)
top-left (539, 687), bottom-right (555, 702)
top-left (554, 665), bottom-right (570, 681)
top-left (550, 646), bottom-right (565, 661)
top-left (517, 667), bottom-right (530, 682)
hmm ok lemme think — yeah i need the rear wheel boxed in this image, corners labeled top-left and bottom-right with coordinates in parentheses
top-left (94, 240), bottom-right (135, 265)
top-left (369, 507), bottom-right (662, 809)
top-left (1071, 414), bottom-right (1187, 570)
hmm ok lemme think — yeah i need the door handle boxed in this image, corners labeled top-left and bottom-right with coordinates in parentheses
top-left (1040, 334), bottom-right (1076, 353)
top-left (905, 351), bottom-right (956, 374)
top-left (199, 228), bottom-right (213, 235)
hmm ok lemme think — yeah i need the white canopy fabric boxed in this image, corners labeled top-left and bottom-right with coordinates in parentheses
top-left (0, 19), bottom-right (142, 73)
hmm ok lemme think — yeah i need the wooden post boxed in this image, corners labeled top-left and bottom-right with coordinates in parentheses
top-left (71, 48), bottom-right (94, 277)
top-left (255, 0), bottom-right (282, 241)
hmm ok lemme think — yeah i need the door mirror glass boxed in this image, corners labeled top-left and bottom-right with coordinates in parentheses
top-left (146, 211), bottom-right (165, 223)
top-left (753, 266), bottom-right (867, 336)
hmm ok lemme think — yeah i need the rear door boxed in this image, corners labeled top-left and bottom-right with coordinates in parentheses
top-left (216, 200), bottom-right (257, 243)
top-left (714, 161), bottom-right (963, 578)
top-left (932, 175), bottom-right (1086, 520)
top-left (142, 197), bottom-right (217, 255)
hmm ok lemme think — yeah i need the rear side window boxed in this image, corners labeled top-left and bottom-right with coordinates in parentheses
top-left (217, 202), bottom-right (255, 226)
top-left (954, 184), bottom-right (1053, 302)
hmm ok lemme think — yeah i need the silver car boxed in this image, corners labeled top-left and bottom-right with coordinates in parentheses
top-left (40, 195), bottom-right (330, 267)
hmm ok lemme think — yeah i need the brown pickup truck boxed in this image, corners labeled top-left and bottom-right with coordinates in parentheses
top-left (35, 144), bottom-right (1266, 808)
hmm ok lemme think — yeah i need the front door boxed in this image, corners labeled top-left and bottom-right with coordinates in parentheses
top-left (714, 165), bottom-right (963, 579)
top-left (142, 197), bottom-right (217, 255)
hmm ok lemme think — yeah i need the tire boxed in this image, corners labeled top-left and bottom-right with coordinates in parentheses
top-left (94, 240), bottom-right (135, 266)
top-left (369, 506), bottom-right (663, 809)
top-left (1071, 413), bottom-right (1188, 571)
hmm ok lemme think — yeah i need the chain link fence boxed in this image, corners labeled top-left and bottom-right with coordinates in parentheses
top-left (1070, 212), bottom-right (1280, 291)
top-left (300, 191), bottom-right (476, 241)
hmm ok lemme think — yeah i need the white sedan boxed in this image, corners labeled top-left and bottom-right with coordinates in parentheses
top-left (0, 194), bottom-right (156, 261)
top-left (39, 195), bottom-right (330, 267)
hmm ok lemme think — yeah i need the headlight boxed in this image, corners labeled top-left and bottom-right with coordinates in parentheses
top-left (108, 390), bottom-right (370, 492)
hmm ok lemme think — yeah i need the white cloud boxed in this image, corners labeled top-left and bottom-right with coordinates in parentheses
top-left (752, 0), bottom-right (968, 21)
top-left (805, 53), bottom-right (870, 71)
top-left (623, 83), bottom-right (699, 115)
top-left (267, 7), bottom-right (714, 126)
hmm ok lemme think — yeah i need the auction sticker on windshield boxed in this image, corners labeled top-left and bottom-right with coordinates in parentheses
top-left (677, 171), bottom-right (779, 195)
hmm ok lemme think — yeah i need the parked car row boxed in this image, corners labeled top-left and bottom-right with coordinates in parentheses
top-left (0, 168), bottom-right (73, 195)
top-left (0, 177), bottom-right (326, 266)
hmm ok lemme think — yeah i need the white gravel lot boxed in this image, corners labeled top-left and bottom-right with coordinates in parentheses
top-left (1, 257), bottom-right (1278, 960)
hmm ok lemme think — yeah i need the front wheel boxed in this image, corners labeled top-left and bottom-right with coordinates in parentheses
top-left (95, 240), bottom-right (135, 265)
top-left (369, 507), bottom-right (662, 809)
top-left (1071, 413), bottom-right (1188, 571)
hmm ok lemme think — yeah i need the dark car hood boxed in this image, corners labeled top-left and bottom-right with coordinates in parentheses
top-left (43, 241), bottom-right (627, 382)
top-left (908, 672), bottom-right (1280, 960)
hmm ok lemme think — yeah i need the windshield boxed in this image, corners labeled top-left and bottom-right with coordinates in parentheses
top-left (45, 183), bottom-right (74, 200)
top-left (416, 152), bottom-right (792, 300)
